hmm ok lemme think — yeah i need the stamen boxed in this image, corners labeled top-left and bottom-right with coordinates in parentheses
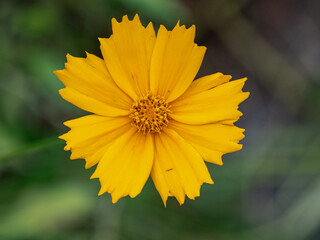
top-left (129, 92), bottom-right (171, 134)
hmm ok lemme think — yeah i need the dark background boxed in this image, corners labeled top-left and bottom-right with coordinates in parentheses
top-left (0, 0), bottom-right (319, 239)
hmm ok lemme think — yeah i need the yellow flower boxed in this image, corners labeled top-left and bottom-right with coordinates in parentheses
top-left (54, 14), bottom-right (249, 206)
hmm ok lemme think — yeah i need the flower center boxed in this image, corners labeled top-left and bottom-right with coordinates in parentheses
top-left (130, 93), bottom-right (171, 134)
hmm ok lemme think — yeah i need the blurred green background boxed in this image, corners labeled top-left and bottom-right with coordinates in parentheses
top-left (0, 0), bottom-right (319, 239)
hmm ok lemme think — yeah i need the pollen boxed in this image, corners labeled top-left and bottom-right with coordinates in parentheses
top-left (130, 93), bottom-right (171, 134)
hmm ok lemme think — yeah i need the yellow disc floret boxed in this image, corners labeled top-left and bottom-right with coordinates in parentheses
top-left (130, 93), bottom-right (171, 134)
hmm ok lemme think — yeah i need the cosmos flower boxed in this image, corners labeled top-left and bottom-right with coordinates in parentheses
top-left (54, 14), bottom-right (249, 206)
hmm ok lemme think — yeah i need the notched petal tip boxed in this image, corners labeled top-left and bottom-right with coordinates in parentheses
top-left (90, 171), bottom-right (99, 179)
top-left (159, 24), bottom-right (168, 32)
top-left (98, 188), bottom-right (105, 196)
top-left (58, 88), bottom-right (65, 97)
top-left (61, 145), bottom-right (70, 151)
top-left (217, 161), bottom-right (223, 166)
top-left (161, 196), bottom-right (168, 207)
top-left (84, 162), bottom-right (93, 169)
top-left (128, 187), bottom-right (143, 199)
top-left (62, 120), bottom-right (73, 128)
top-left (188, 24), bottom-right (196, 36)
top-left (146, 21), bottom-right (155, 33)
top-left (238, 127), bottom-right (245, 133)
top-left (133, 13), bottom-right (140, 21)
top-left (237, 77), bottom-right (249, 89)
top-left (98, 37), bottom-right (108, 47)
top-left (206, 177), bottom-right (214, 184)
top-left (84, 51), bottom-right (93, 59)
top-left (122, 15), bottom-right (129, 22)
top-left (53, 69), bottom-right (64, 75)
top-left (197, 45), bottom-right (207, 53)
top-left (224, 74), bottom-right (232, 81)
top-left (111, 190), bottom-right (127, 204)
top-left (111, 195), bottom-right (120, 204)
top-left (173, 21), bottom-right (196, 33)
top-left (111, 14), bottom-right (144, 32)
top-left (111, 17), bottom-right (119, 25)
top-left (177, 197), bottom-right (185, 206)
top-left (66, 53), bottom-right (74, 62)
top-left (58, 133), bottom-right (67, 140)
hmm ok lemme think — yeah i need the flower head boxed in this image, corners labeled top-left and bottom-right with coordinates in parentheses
top-left (54, 14), bottom-right (249, 206)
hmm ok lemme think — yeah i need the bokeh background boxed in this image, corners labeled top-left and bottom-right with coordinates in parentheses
top-left (0, 0), bottom-right (319, 239)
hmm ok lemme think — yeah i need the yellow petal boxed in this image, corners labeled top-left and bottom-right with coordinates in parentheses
top-left (61, 115), bottom-right (131, 169)
top-left (171, 78), bottom-right (249, 124)
top-left (91, 128), bottom-right (154, 203)
top-left (73, 124), bottom-right (133, 169)
top-left (59, 88), bottom-right (129, 117)
top-left (69, 125), bottom-right (126, 169)
top-left (60, 114), bottom-right (131, 152)
top-left (179, 72), bottom-right (232, 99)
top-left (169, 120), bottom-right (245, 165)
top-left (150, 23), bottom-right (206, 102)
top-left (99, 14), bottom-right (156, 100)
top-left (151, 128), bottom-right (213, 206)
top-left (54, 53), bottom-right (132, 111)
